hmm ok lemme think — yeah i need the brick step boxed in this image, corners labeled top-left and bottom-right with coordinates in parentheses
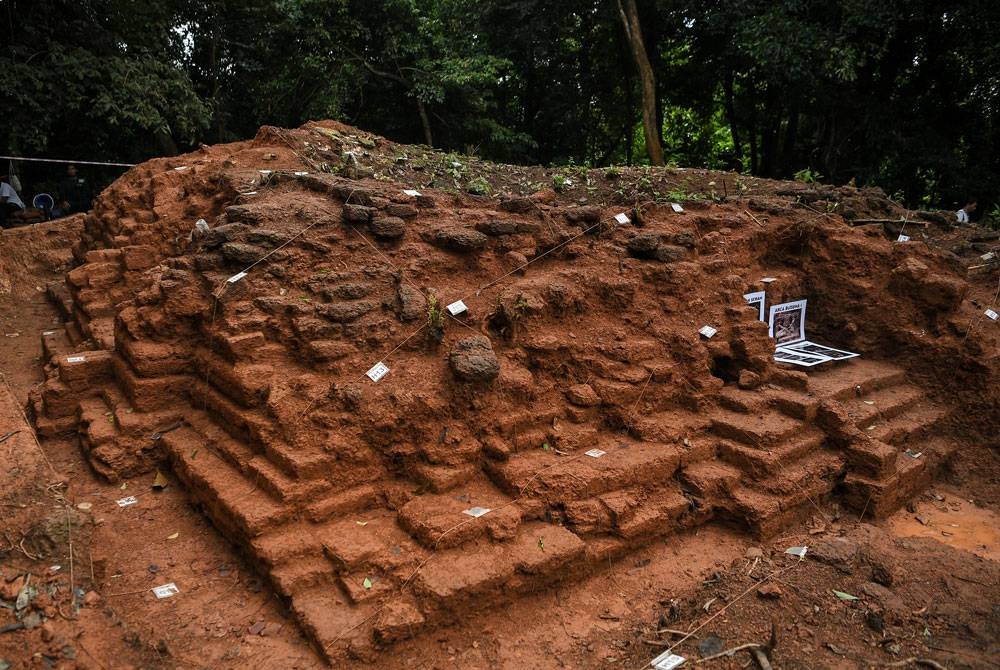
top-left (710, 409), bottom-right (804, 447)
top-left (185, 410), bottom-right (257, 471)
top-left (494, 406), bottom-right (561, 440)
top-left (863, 402), bottom-right (949, 446)
top-left (717, 431), bottom-right (826, 478)
top-left (398, 483), bottom-right (519, 550)
top-left (78, 395), bottom-right (119, 448)
top-left (263, 437), bottom-right (336, 480)
top-left (842, 438), bottom-right (898, 479)
top-left (411, 461), bottom-right (478, 493)
top-left (318, 511), bottom-right (427, 575)
top-left (289, 587), bottom-right (378, 664)
top-left (194, 348), bottom-right (275, 409)
top-left (305, 483), bottom-right (381, 525)
top-left (842, 385), bottom-right (926, 429)
top-left (412, 521), bottom-right (585, 613)
top-left (112, 355), bottom-right (188, 412)
top-left (40, 327), bottom-right (73, 362)
top-left (717, 386), bottom-right (818, 422)
top-left (679, 460), bottom-right (743, 498)
top-left (616, 410), bottom-right (712, 445)
top-left (160, 426), bottom-right (292, 539)
top-left (563, 485), bottom-right (695, 539)
top-left (841, 439), bottom-right (957, 517)
top-left (270, 554), bottom-right (338, 598)
top-left (250, 523), bottom-right (324, 569)
top-left (726, 484), bottom-right (826, 539)
top-left (808, 359), bottom-right (907, 401)
top-left (45, 282), bottom-right (74, 322)
top-left (187, 381), bottom-right (274, 448)
top-left (612, 487), bottom-right (698, 541)
top-left (753, 449), bottom-right (844, 498)
top-left (485, 441), bottom-right (683, 503)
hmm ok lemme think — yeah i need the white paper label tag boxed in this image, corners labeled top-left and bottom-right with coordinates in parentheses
top-left (42, 330), bottom-right (56, 336)
top-left (258, 170), bottom-right (272, 176)
top-left (173, 166), bottom-right (189, 171)
top-left (761, 277), bottom-right (777, 284)
top-left (242, 191), bottom-right (258, 196)
top-left (293, 171), bottom-right (309, 176)
top-left (651, 652), bottom-right (687, 669)
top-left (985, 309), bottom-right (998, 321)
top-left (366, 361), bottom-right (389, 382)
top-left (785, 545), bottom-right (808, 558)
top-left (698, 326), bottom-right (717, 339)
top-left (446, 300), bottom-right (468, 316)
top-left (152, 583), bottom-right (179, 599)
top-left (584, 448), bottom-right (606, 458)
top-left (227, 271), bottom-right (248, 284)
top-left (403, 189), bottom-right (422, 197)
top-left (670, 203), bottom-right (685, 213)
top-left (66, 356), bottom-right (87, 363)
top-left (897, 234), bottom-right (910, 242)
top-left (117, 496), bottom-right (138, 508)
top-left (463, 506), bottom-right (491, 518)
top-left (614, 212), bottom-right (631, 225)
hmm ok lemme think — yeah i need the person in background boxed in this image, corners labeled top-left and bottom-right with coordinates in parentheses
top-left (0, 174), bottom-right (25, 229)
top-left (58, 164), bottom-right (92, 215)
top-left (956, 199), bottom-right (977, 224)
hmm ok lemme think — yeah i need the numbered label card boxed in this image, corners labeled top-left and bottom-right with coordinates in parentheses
top-left (366, 361), bottom-right (390, 383)
top-left (66, 356), bottom-right (87, 363)
top-left (670, 203), bottom-right (685, 213)
top-left (152, 583), bottom-right (180, 599)
top-left (403, 189), bottom-right (422, 197)
top-left (584, 448), bottom-right (606, 458)
top-left (446, 300), bottom-right (468, 316)
top-left (985, 309), bottom-right (999, 321)
top-left (614, 212), bottom-right (631, 225)
top-left (897, 234), bottom-right (910, 242)
top-left (463, 506), bottom-right (491, 518)
top-left (227, 271), bottom-right (248, 284)
top-left (698, 325), bottom-right (717, 339)
top-left (116, 496), bottom-right (139, 508)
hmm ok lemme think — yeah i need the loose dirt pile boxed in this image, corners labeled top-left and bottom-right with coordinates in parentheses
top-left (2, 121), bottom-right (999, 668)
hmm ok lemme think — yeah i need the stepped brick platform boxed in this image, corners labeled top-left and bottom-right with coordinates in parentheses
top-left (26, 122), bottom-right (970, 664)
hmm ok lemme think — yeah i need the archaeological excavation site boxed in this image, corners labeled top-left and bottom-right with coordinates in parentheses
top-left (2, 122), bottom-right (999, 669)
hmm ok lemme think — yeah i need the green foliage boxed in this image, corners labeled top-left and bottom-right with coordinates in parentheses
top-left (427, 295), bottom-right (444, 342)
top-left (4, 0), bottom-right (1000, 213)
top-left (794, 168), bottom-right (823, 184)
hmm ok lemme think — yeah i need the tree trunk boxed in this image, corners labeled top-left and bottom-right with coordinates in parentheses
top-left (415, 98), bottom-right (434, 147)
top-left (616, 0), bottom-right (664, 166)
top-left (723, 69), bottom-right (743, 166)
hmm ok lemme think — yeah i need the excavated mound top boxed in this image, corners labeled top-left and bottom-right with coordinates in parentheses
top-left (28, 121), bottom-right (1000, 663)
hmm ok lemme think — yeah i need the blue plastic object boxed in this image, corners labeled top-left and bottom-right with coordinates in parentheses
top-left (33, 193), bottom-right (55, 210)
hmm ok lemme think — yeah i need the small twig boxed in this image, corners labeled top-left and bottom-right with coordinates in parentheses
top-left (694, 643), bottom-right (764, 664)
top-left (751, 647), bottom-right (774, 670)
top-left (880, 658), bottom-right (949, 670)
top-left (18, 534), bottom-right (39, 560)
top-left (655, 628), bottom-right (694, 638)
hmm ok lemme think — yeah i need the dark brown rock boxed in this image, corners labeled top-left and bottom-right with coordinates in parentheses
top-left (370, 216), bottom-right (406, 240)
top-left (448, 336), bottom-right (500, 382)
top-left (426, 227), bottom-right (489, 252)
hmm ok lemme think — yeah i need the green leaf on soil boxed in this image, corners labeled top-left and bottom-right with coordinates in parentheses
top-left (832, 589), bottom-right (859, 601)
top-left (363, 577), bottom-right (372, 590)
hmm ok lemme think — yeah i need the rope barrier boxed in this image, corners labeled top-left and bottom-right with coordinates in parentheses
top-left (0, 155), bottom-right (136, 168)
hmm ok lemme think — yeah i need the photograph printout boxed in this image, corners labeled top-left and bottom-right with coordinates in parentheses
top-left (768, 300), bottom-right (806, 345)
top-left (768, 299), bottom-right (858, 367)
top-left (743, 291), bottom-right (766, 322)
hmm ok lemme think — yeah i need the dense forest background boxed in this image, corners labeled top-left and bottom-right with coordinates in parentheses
top-left (2, 0), bottom-right (998, 211)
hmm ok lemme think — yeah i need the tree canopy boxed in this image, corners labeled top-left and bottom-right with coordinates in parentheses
top-left (2, 0), bottom-right (997, 209)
